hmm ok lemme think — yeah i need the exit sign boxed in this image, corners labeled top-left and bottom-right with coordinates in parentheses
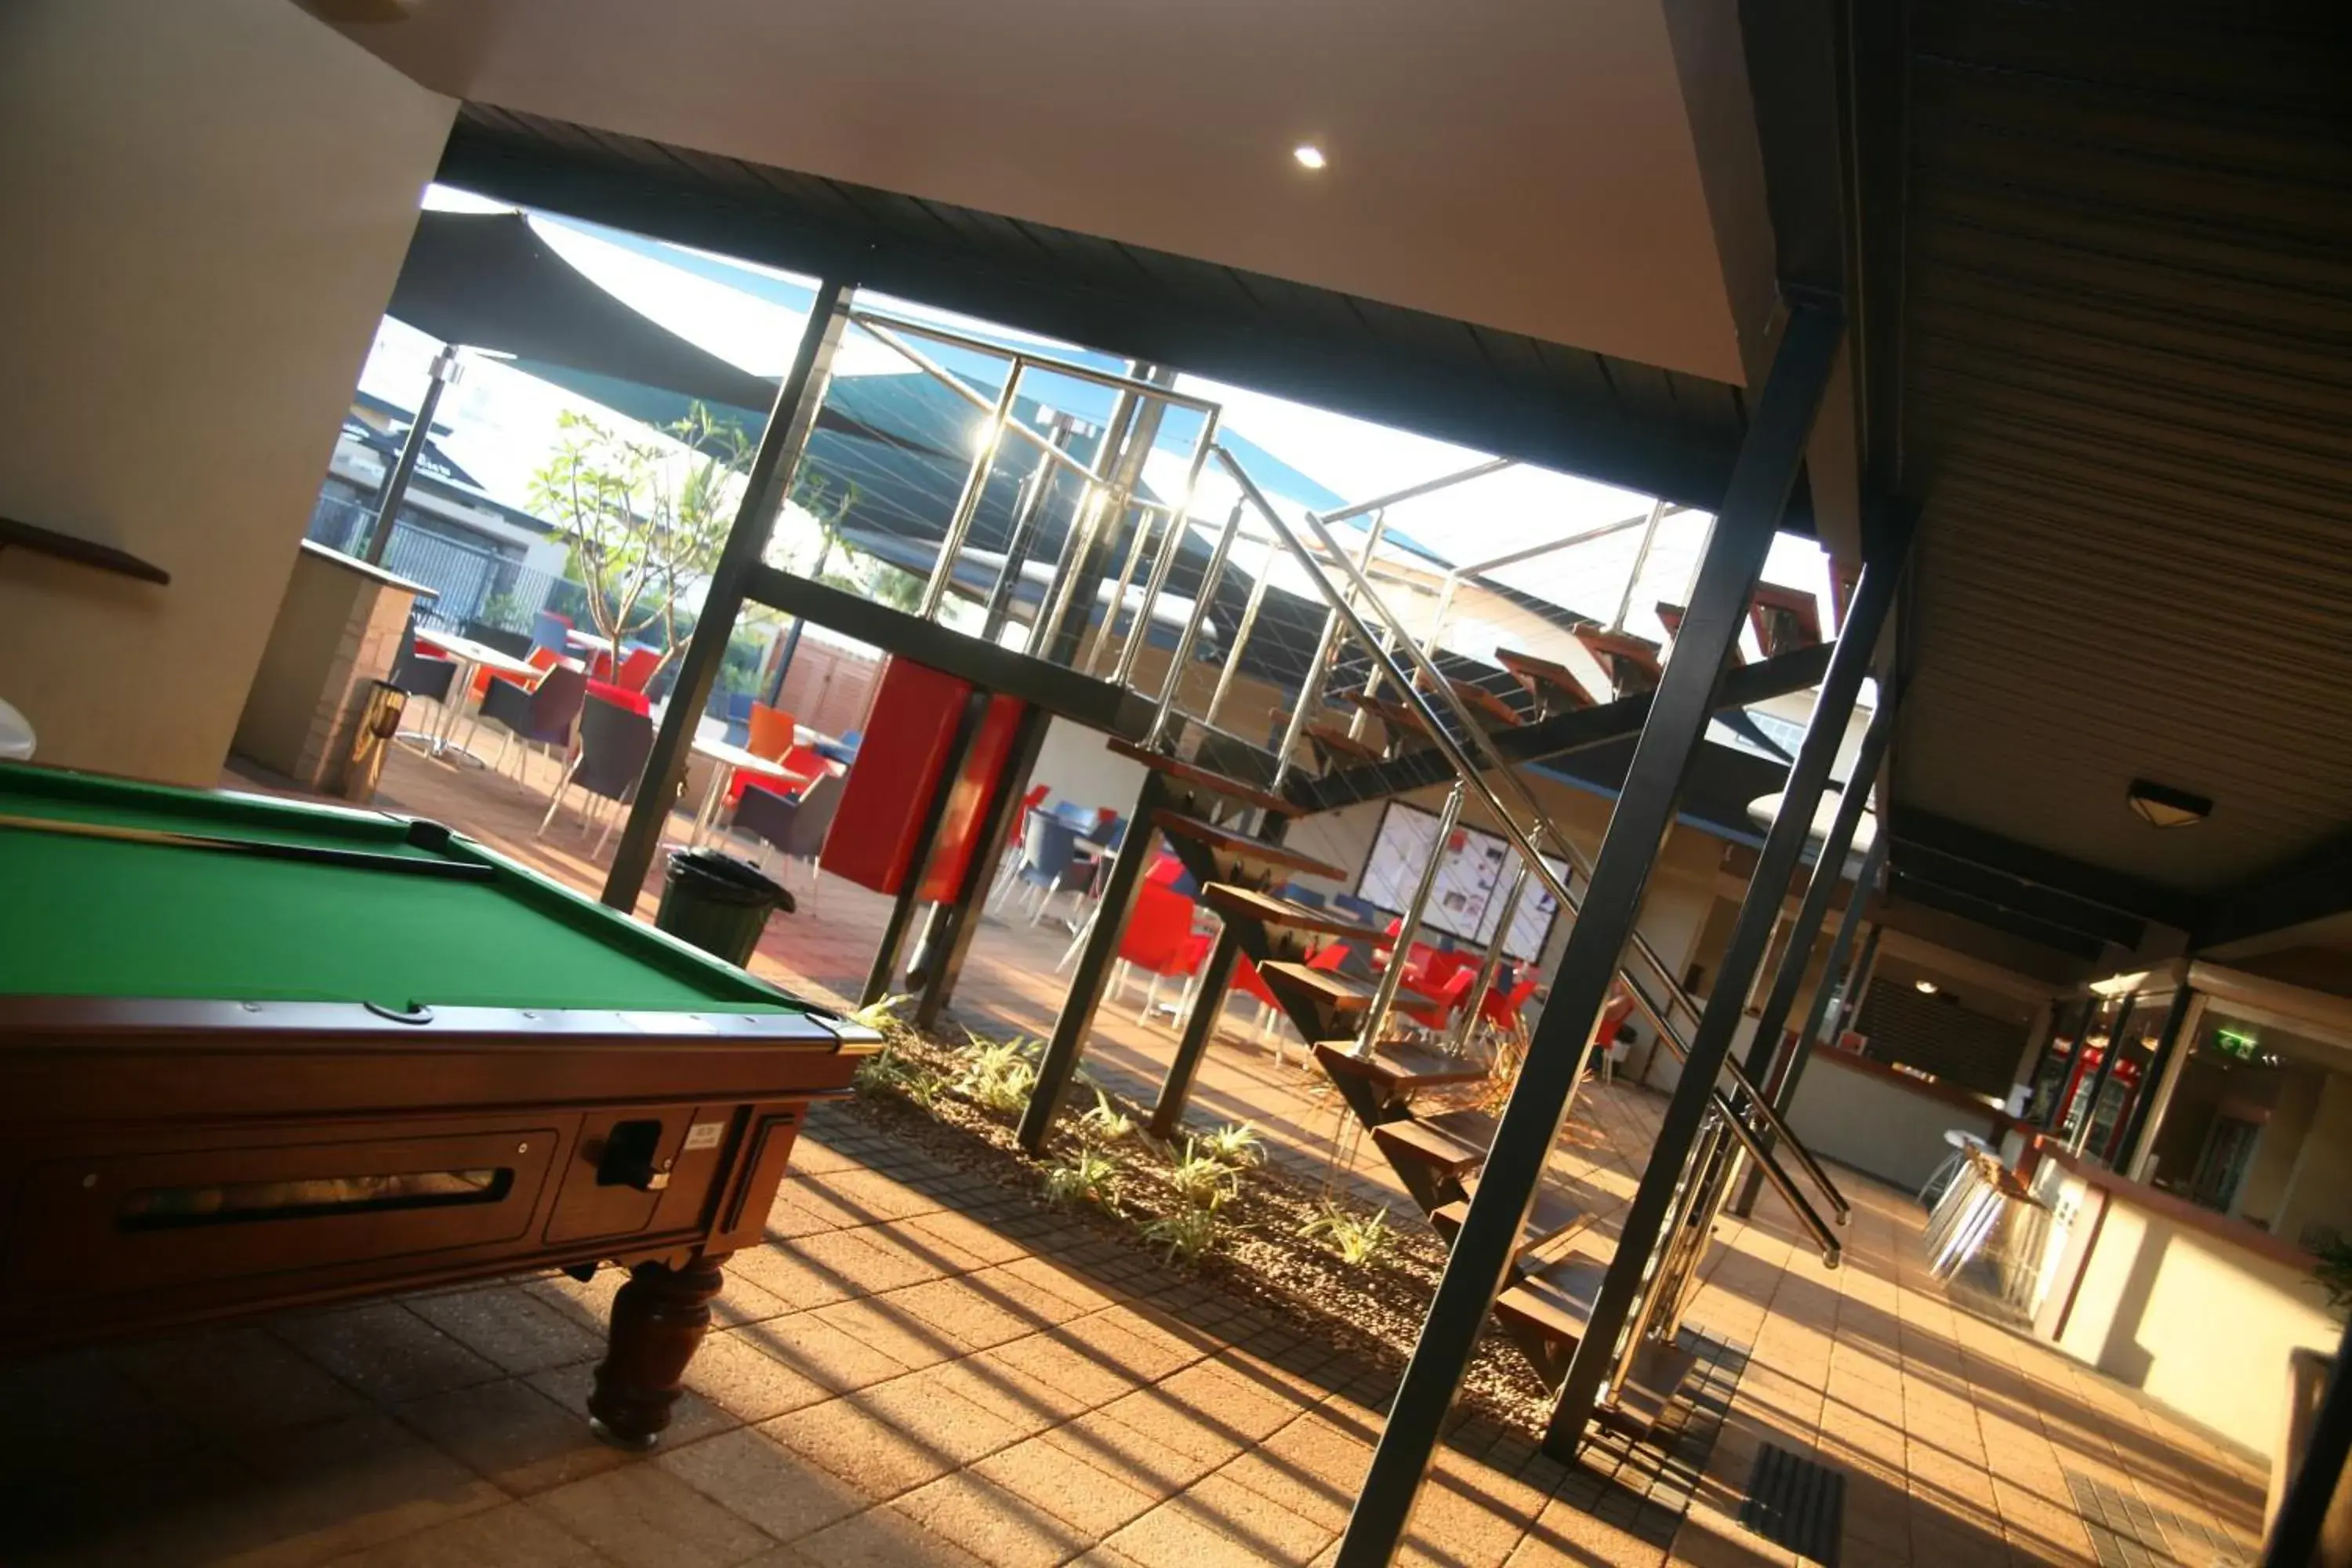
top-left (2213, 1026), bottom-right (2261, 1061)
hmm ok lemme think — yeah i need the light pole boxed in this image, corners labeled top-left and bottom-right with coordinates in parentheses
top-left (361, 343), bottom-right (464, 567)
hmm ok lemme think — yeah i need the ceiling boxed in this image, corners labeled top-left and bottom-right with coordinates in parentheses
top-left (1871, 2), bottom-right (2352, 917)
top-left (314, 0), bottom-right (1751, 384)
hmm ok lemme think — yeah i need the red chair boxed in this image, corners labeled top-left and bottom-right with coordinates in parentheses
top-left (1397, 966), bottom-right (1478, 1033)
top-left (1590, 989), bottom-right (1638, 1083)
top-left (613, 647), bottom-right (662, 694)
top-left (584, 678), bottom-right (651, 717)
top-left (476, 644), bottom-right (562, 702)
top-left (1232, 954), bottom-right (1285, 1057)
top-left (1479, 974), bottom-right (1541, 1034)
top-left (1112, 881), bottom-right (1212, 1025)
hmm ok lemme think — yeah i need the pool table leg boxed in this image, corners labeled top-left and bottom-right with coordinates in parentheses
top-left (586, 1251), bottom-right (728, 1450)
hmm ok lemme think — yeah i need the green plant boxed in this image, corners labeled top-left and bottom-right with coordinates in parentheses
top-left (956, 1036), bottom-right (1039, 1114)
top-left (1042, 1149), bottom-right (1121, 1214)
top-left (2316, 1237), bottom-right (2352, 1320)
top-left (1141, 1207), bottom-right (1221, 1264)
top-left (1195, 1122), bottom-right (1264, 1170)
top-left (848, 994), bottom-right (910, 1033)
top-left (853, 1044), bottom-right (943, 1110)
top-left (1078, 1087), bottom-right (1134, 1146)
top-left (1301, 1202), bottom-right (1395, 1268)
top-left (1168, 1141), bottom-right (1238, 1213)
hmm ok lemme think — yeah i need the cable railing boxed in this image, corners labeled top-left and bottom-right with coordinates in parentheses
top-left (1207, 443), bottom-right (1849, 1243)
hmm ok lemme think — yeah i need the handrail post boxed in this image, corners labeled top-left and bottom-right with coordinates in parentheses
top-left (918, 365), bottom-right (1025, 621)
top-left (1356, 783), bottom-right (1464, 1058)
top-left (1334, 298), bottom-right (1840, 1566)
top-left (1451, 855), bottom-right (1530, 1056)
top-left (1114, 413), bottom-right (1221, 687)
top-left (1202, 542), bottom-right (1272, 732)
top-left (1146, 498), bottom-right (1243, 748)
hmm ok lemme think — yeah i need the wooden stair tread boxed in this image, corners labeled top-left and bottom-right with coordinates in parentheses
top-left (1656, 602), bottom-right (1740, 666)
top-left (1312, 1040), bottom-right (1488, 1091)
top-left (1105, 739), bottom-right (1298, 815)
top-left (1338, 689), bottom-right (1434, 742)
top-left (1573, 627), bottom-right (1664, 695)
top-left (1494, 648), bottom-right (1596, 709)
top-left (1494, 1251), bottom-right (1610, 1348)
top-left (1370, 1107), bottom-right (1498, 1174)
top-left (1430, 1184), bottom-right (1592, 1261)
top-left (1436, 676), bottom-right (1528, 730)
top-left (1304, 720), bottom-right (1387, 764)
top-left (1611, 1338), bottom-right (1702, 1435)
top-left (1260, 961), bottom-right (1377, 1011)
top-left (1201, 884), bottom-right (1381, 940)
top-left (1749, 584), bottom-right (1823, 656)
top-left (1150, 811), bottom-right (1345, 879)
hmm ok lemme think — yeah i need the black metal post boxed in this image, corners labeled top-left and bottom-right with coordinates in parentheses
top-left (2114, 985), bottom-right (2198, 1174)
top-left (1332, 299), bottom-right (1842, 1568)
top-left (1831, 923), bottom-right (1882, 1046)
top-left (911, 702), bottom-right (1054, 1032)
top-left (2068, 992), bottom-right (2139, 1158)
top-left (1152, 815), bottom-right (1293, 1139)
top-left (603, 278), bottom-right (856, 911)
top-left (1726, 700), bottom-right (1898, 1218)
top-left (2036, 996), bottom-right (2099, 1131)
top-left (1544, 503), bottom-right (1897, 1457)
top-left (982, 419), bottom-right (1079, 644)
top-left (864, 687), bottom-right (990, 1007)
top-left (1733, 833), bottom-right (1888, 1218)
top-left (1016, 770), bottom-right (1172, 1152)
top-left (361, 346), bottom-right (459, 567)
top-left (1045, 372), bottom-right (1169, 668)
top-left (2264, 1312), bottom-right (2352, 1566)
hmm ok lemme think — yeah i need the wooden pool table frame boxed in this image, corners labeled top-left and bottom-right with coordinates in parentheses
top-left (0, 971), bottom-right (879, 1449)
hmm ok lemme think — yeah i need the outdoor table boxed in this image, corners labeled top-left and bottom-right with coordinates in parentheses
top-left (412, 630), bottom-right (557, 767)
top-left (688, 731), bottom-right (819, 848)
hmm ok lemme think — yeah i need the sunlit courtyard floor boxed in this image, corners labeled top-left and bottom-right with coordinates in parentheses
top-left (0, 742), bottom-right (2269, 1565)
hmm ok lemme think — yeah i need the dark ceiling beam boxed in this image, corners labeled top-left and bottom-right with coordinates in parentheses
top-left (1886, 869), bottom-right (2107, 962)
top-left (435, 112), bottom-right (1803, 529)
top-left (1890, 841), bottom-right (2147, 950)
top-left (1299, 642), bottom-right (1833, 811)
top-left (2198, 826), bottom-right (2352, 949)
top-left (1889, 808), bottom-right (2202, 931)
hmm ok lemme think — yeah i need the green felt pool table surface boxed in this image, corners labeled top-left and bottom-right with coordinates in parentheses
top-left (0, 762), bottom-right (802, 1015)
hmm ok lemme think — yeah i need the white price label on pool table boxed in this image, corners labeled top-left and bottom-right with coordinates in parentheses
top-left (683, 1121), bottom-right (727, 1151)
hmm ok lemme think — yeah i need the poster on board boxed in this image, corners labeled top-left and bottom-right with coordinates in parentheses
top-left (1355, 800), bottom-right (1569, 961)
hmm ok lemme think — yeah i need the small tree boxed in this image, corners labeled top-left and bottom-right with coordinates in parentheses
top-left (530, 402), bottom-right (751, 679)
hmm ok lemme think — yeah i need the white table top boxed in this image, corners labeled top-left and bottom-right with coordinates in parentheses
top-left (416, 630), bottom-right (546, 680)
top-left (692, 731), bottom-right (824, 774)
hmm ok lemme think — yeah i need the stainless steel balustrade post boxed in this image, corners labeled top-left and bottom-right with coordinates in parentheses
top-left (1113, 412), bottom-right (1221, 687)
top-left (1355, 783), bottom-right (1464, 1060)
top-left (1451, 855), bottom-right (1530, 1055)
top-left (1202, 540), bottom-right (1273, 732)
top-left (1146, 498), bottom-right (1244, 748)
top-left (917, 365), bottom-right (1025, 622)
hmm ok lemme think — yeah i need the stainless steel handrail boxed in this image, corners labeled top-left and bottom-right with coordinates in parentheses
top-left (1214, 443), bottom-right (1849, 1236)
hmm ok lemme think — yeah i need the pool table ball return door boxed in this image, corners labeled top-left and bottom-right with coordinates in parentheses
top-left (0, 996), bottom-right (877, 1449)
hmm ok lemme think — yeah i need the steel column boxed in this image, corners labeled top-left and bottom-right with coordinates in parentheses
top-left (1332, 299), bottom-right (1841, 1568)
top-left (602, 279), bottom-right (855, 911)
top-left (2122, 990), bottom-right (2205, 1181)
top-left (2104, 987), bottom-right (2189, 1167)
top-left (910, 702), bottom-right (1054, 1033)
top-left (1047, 370), bottom-right (1171, 668)
top-left (980, 418), bottom-right (1080, 644)
top-left (1548, 507), bottom-right (1894, 1456)
top-left (362, 345), bottom-right (462, 566)
top-left (1017, 769), bottom-right (1173, 1152)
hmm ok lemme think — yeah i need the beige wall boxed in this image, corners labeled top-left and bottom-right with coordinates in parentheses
top-left (2234, 1064), bottom-right (2323, 1230)
top-left (1784, 1051), bottom-right (2005, 1192)
top-left (2274, 1070), bottom-right (2352, 1250)
top-left (0, 1), bottom-right (453, 783)
top-left (2053, 1190), bottom-right (2338, 1459)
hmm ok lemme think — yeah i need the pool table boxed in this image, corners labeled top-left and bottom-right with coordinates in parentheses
top-left (0, 760), bottom-right (877, 1447)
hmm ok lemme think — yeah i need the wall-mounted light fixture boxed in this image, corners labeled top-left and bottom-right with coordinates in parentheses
top-left (2128, 778), bottom-right (2212, 829)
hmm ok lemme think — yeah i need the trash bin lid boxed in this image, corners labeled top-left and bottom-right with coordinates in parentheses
top-left (667, 848), bottom-right (787, 906)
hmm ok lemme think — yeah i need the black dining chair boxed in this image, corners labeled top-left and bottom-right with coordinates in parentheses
top-left (537, 692), bottom-right (654, 857)
top-left (730, 772), bottom-right (844, 909)
top-left (387, 621), bottom-right (457, 749)
top-left (475, 664), bottom-right (587, 782)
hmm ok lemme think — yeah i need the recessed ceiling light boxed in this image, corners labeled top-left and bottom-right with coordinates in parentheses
top-left (2127, 778), bottom-right (2212, 829)
top-left (1293, 143), bottom-right (1327, 171)
top-left (1915, 979), bottom-right (1939, 995)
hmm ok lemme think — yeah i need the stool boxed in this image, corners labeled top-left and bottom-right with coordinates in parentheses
top-left (1919, 1128), bottom-right (1994, 1209)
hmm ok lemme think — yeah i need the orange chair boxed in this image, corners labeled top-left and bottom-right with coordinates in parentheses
top-left (746, 703), bottom-right (797, 760)
top-left (1112, 881), bottom-right (1212, 1025)
top-left (476, 644), bottom-right (562, 702)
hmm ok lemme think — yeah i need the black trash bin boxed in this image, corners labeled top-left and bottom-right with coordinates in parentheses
top-left (655, 849), bottom-right (793, 967)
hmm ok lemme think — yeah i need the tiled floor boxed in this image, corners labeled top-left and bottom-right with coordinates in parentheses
top-left (17, 742), bottom-right (2263, 1566)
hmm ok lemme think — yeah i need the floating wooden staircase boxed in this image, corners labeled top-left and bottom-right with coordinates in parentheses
top-left (1112, 739), bottom-right (1697, 1438)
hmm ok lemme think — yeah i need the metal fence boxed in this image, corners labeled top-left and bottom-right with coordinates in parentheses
top-left (306, 491), bottom-right (577, 639)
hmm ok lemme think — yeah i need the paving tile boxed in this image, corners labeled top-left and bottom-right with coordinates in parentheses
top-left (659, 1426), bottom-right (873, 1541)
top-left (276, 1303), bottom-right (503, 1403)
top-left (683, 1327), bottom-right (835, 1421)
top-left (974, 1435), bottom-right (1167, 1537)
top-left (792, 1505), bottom-right (991, 1566)
top-left (228, 1409), bottom-right (507, 1566)
top-left (734, 1310), bottom-right (919, 1393)
top-left (762, 1378), bottom-right (1020, 1501)
top-left (108, 1324), bottom-right (368, 1438)
top-left (1044, 1408), bottom-right (1232, 1496)
top-left (528, 1462), bottom-right (777, 1568)
top-left (315, 1499), bottom-right (617, 1566)
top-left (527, 1359), bottom-right (739, 1448)
top-left (811, 1296), bottom-right (982, 1370)
top-left (395, 1375), bottom-right (631, 1495)
top-left (892, 1468), bottom-right (1097, 1566)
top-left (406, 1284), bottom-right (607, 1374)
